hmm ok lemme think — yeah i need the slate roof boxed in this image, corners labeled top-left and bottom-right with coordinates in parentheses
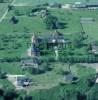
top-left (74, 2), bottom-right (98, 8)
top-left (31, 44), bottom-right (40, 54)
top-left (21, 57), bottom-right (40, 65)
top-left (86, 3), bottom-right (98, 7)
top-left (17, 77), bottom-right (31, 86)
top-left (64, 73), bottom-right (74, 82)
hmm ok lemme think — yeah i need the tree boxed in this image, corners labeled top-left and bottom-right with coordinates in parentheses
top-left (71, 33), bottom-right (84, 48)
top-left (0, 0), bottom-right (4, 3)
top-left (0, 69), bottom-right (7, 79)
top-left (10, 16), bottom-right (19, 24)
top-left (77, 91), bottom-right (87, 100)
top-left (44, 15), bottom-right (61, 29)
top-left (8, 5), bottom-right (14, 11)
top-left (4, 89), bottom-right (18, 100)
top-left (24, 95), bottom-right (32, 100)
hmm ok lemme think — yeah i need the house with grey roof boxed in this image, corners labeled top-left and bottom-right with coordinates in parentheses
top-left (92, 45), bottom-right (98, 55)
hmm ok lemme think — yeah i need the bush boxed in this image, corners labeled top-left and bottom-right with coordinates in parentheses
top-left (0, 69), bottom-right (7, 79)
top-left (10, 16), bottom-right (19, 24)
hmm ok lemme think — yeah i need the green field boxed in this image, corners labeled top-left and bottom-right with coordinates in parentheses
top-left (0, 3), bottom-right (9, 18)
top-left (82, 21), bottom-right (98, 41)
top-left (0, 1), bottom-right (98, 99)
top-left (0, 8), bottom-right (98, 59)
top-left (1, 8), bottom-right (98, 40)
top-left (0, 8), bottom-right (83, 34)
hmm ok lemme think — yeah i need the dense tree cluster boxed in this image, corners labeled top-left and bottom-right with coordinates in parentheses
top-left (0, 69), bottom-right (7, 79)
top-left (44, 15), bottom-right (65, 29)
top-left (0, 88), bottom-right (33, 100)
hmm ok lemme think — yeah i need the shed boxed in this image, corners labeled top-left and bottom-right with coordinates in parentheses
top-left (64, 73), bottom-right (74, 82)
top-left (17, 76), bottom-right (31, 87)
top-left (92, 45), bottom-right (98, 54)
top-left (49, 3), bottom-right (62, 8)
top-left (21, 57), bottom-right (40, 67)
top-left (86, 2), bottom-right (98, 8)
top-left (73, 3), bottom-right (86, 8)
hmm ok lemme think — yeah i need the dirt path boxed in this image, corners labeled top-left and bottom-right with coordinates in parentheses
top-left (0, 0), bottom-right (15, 22)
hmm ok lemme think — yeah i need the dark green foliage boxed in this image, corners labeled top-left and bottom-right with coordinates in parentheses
top-left (4, 89), bottom-right (18, 100)
top-left (87, 76), bottom-right (96, 87)
top-left (10, 16), bottom-right (19, 24)
top-left (24, 95), bottom-right (32, 100)
top-left (8, 5), bottom-right (14, 11)
top-left (0, 69), bottom-right (7, 79)
top-left (44, 15), bottom-right (64, 29)
top-left (0, 0), bottom-right (4, 3)
top-left (32, 7), bottom-right (46, 13)
top-left (0, 88), bottom-right (19, 100)
top-left (0, 0), bottom-right (11, 3)
top-left (77, 91), bottom-right (87, 100)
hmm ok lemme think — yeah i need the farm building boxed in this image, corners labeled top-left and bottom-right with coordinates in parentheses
top-left (64, 73), bottom-right (74, 82)
top-left (62, 4), bottom-right (71, 9)
top-left (17, 76), bottom-right (32, 87)
top-left (28, 31), bottom-right (70, 55)
top-left (28, 34), bottom-right (41, 57)
top-left (47, 30), bottom-right (65, 47)
top-left (64, 72), bottom-right (78, 83)
top-left (21, 57), bottom-right (40, 69)
top-left (91, 45), bottom-right (98, 55)
top-left (73, 2), bottom-right (86, 8)
top-left (28, 45), bottom-right (40, 57)
top-left (7, 75), bottom-right (32, 88)
top-left (73, 2), bottom-right (98, 9)
top-left (31, 44), bottom-right (40, 56)
top-left (86, 3), bottom-right (98, 8)
top-left (49, 3), bottom-right (62, 8)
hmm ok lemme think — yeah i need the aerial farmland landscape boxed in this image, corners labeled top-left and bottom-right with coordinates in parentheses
top-left (1, 0), bottom-right (98, 100)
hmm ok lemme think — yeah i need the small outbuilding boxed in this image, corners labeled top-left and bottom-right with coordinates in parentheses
top-left (92, 45), bottom-right (98, 54)
top-left (49, 3), bottom-right (62, 8)
top-left (17, 76), bottom-right (32, 87)
top-left (64, 72), bottom-right (78, 83)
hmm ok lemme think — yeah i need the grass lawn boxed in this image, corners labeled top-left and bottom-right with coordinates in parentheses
top-left (0, 8), bottom-right (98, 58)
top-left (0, 3), bottom-right (9, 18)
top-left (0, 8), bottom-right (83, 34)
top-left (0, 79), bottom-right (15, 89)
top-left (1, 8), bottom-right (98, 36)
top-left (82, 21), bottom-right (98, 42)
top-left (0, 33), bottom-right (30, 58)
top-left (0, 62), bottom-right (24, 74)
top-left (26, 63), bottom-right (96, 100)
top-left (1, 62), bottom-right (95, 92)
top-left (25, 63), bottom-right (96, 91)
